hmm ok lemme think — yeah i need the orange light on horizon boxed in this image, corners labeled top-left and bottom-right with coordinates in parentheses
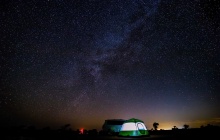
top-left (80, 128), bottom-right (84, 134)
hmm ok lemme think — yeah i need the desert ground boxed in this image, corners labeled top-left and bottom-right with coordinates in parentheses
top-left (2, 127), bottom-right (220, 140)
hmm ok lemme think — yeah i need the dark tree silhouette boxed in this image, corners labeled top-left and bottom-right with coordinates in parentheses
top-left (153, 122), bottom-right (159, 131)
top-left (172, 126), bottom-right (178, 130)
top-left (183, 124), bottom-right (189, 129)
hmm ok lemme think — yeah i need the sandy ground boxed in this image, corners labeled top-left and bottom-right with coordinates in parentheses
top-left (3, 134), bottom-right (218, 140)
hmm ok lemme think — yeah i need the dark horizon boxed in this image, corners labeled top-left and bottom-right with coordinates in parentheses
top-left (1, 118), bottom-right (220, 131)
top-left (1, 123), bottom-right (220, 140)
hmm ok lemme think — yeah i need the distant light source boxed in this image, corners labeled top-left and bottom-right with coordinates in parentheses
top-left (80, 128), bottom-right (84, 134)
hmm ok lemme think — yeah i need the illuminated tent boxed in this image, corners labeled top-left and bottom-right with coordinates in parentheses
top-left (118, 118), bottom-right (150, 137)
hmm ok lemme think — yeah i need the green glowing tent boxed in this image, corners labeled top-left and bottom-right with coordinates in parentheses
top-left (118, 118), bottom-right (150, 137)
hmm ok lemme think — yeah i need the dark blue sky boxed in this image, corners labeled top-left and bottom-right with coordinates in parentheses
top-left (1, 0), bottom-right (220, 130)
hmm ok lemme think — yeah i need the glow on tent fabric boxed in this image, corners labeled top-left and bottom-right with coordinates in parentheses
top-left (121, 122), bottom-right (147, 130)
top-left (119, 118), bottom-right (150, 137)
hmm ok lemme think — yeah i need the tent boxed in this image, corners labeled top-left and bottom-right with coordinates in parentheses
top-left (118, 118), bottom-right (150, 137)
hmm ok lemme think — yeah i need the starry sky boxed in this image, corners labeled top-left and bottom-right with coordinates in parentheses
top-left (1, 0), bottom-right (220, 130)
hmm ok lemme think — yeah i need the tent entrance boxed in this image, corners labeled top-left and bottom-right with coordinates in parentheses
top-left (137, 122), bottom-right (146, 135)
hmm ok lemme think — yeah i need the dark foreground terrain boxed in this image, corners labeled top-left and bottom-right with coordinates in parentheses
top-left (2, 127), bottom-right (220, 140)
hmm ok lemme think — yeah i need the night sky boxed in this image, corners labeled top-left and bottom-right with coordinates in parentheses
top-left (1, 0), bottom-right (220, 130)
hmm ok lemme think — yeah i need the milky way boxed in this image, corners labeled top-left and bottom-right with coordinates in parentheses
top-left (1, 0), bottom-right (220, 130)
